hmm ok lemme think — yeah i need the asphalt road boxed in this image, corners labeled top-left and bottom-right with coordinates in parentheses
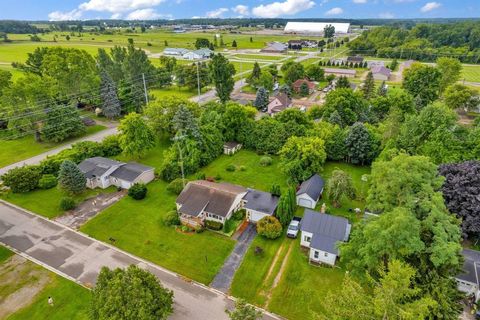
top-left (0, 201), bottom-right (280, 320)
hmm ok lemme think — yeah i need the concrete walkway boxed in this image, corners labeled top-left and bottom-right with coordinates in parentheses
top-left (211, 223), bottom-right (257, 293)
top-left (0, 201), bottom-right (279, 320)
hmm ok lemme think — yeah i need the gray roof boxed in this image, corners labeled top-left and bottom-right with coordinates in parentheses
top-left (324, 68), bottom-right (356, 75)
top-left (262, 42), bottom-right (287, 52)
top-left (243, 189), bottom-right (280, 215)
top-left (371, 65), bottom-right (391, 77)
top-left (457, 249), bottom-right (480, 285)
top-left (296, 174), bottom-right (324, 201)
top-left (78, 157), bottom-right (123, 179)
top-left (110, 162), bottom-right (154, 182)
top-left (300, 209), bottom-right (351, 254)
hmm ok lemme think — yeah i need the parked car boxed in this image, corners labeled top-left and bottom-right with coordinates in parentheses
top-left (287, 217), bottom-right (301, 238)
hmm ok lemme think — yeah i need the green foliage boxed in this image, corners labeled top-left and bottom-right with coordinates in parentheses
top-left (163, 211), bottom-right (180, 226)
top-left (279, 136), bottom-right (326, 183)
top-left (270, 183), bottom-right (281, 196)
top-left (257, 72), bottom-right (274, 91)
top-left (226, 299), bottom-right (262, 320)
top-left (100, 70), bottom-right (121, 119)
top-left (252, 118), bottom-right (288, 154)
top-left (322, 88), bottom-right (368, 127)
top-left (362, 71), bottom-right (375, 100)
top-left (345, 122), bottom-right (379, 165)
top-left (247, 62), bottom-right (261, 85)
top-left (60, 197), bottom-right (76, 211)
top-left (326, 169), bottom-right (356, 207)
top-left (38, 174), bottom-right (57, 189)
top-left (119, 112), bottom-right (156, 159)
top-left (403, 63), bottom-right (442, 109)
top-left (324, 24), bottom-right (335, 38)
top-left (209, 54), bottom-right (236, 103)
top-left (259, 156), bottom-right (273, 166)
top-left (128, 183), bottom-right (147, 200)
top-left (305, 64), bottom-right (324, 81)
top-left (58, 160), bottom-right (86, 194)
top-left (254, 87), bottom-right (269, 110)
top-left (226, 164), bottom-right (236, 172)
top-left (2, 166), bottom-right (41, 193)
top-left (443, 83), bottom-right (479, 110)
top-left (283, 62), bottom-right (305, 85)
top-left (232, 209), bottom-right (245, 221)
top-left (166, 179), bottom-right (188, 195)
top-left (276, 187), bottom-right (296, 226)
top-left (257, 216), bottom-right (282, 239)
top-left (336, 76), bottom-right (350, 89)
top-left (206, 220), bottom-right (223, 231)
top-left (436, 57), bottom-right (462, 92)
top-left (195, 38), bottom-right (211, 49)
top-left (90, 265), bottom-right (173, 320)
top-left (41, 104), bottom-right (85, 143)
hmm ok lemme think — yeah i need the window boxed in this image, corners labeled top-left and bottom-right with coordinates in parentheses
top-left (304, 235), bottom-right (311, 242)
top-left (324, 252), bottom-right (328, 257)
top-left (314, 251), bottom-right (319, 259)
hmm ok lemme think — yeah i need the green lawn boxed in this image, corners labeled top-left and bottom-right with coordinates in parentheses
top-left (0, 245), bottom-right (13, 263)
top-left (150, 86), bottom-right (209, 100)
top-left (231, 54), bottom-right (288, 61)
top-left (0, 124), bottom-right (106, 168)
top-left (461, 65), bottom-right (480, 82)
top-left (1, 186), bottom-right (117, 219)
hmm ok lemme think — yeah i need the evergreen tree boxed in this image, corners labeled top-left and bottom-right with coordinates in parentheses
top-left (232, 40), bottom-right (237, 48)
top-left (249, 36), bottom-right (253, 42)
top-left (213, 35), bottom-right (218, 47)
top-left (345, 122), bottom-right (379, 165)
top-left (299, 82), bottom-right (309, 96)
top-left (209, 54), bottom-right (235, 104)
top-left (41, 104), bottom-right (85, 143)
top-left (279, 84), bottom-right (292, 98)
top-left (58, 160), bottom-right (86, 194)
top-left (248, 62), bottom-right (261, 85)
top-left (362, 71), bottom-right (375, 100)
top-left (100, 70), bottom-right (121, 119)
top-left (220, 35), bottom-right (224, 47)
top-left (336, 76), bottom-right (350, 89)
top-left (377, 81), bottom-right (387, 96)
top-left (254, 87), bottom-right (269, 110)
top-left (270, 184), bottom-right (281, 196)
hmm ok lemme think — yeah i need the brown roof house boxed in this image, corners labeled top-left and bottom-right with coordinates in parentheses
top-left (176, 180), bottom-right (247, 228)
top-left (267, 93), bottom-right (292, 115)
top-left (292, 79), bottom-right (316, 94)
top-left (371, 65), bottom-right (391, 81)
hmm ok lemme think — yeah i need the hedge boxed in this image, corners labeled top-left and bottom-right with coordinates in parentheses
top-left (206, 220), bottom-right (223, 231)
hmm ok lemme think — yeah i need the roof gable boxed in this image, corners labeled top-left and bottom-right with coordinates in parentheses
top-left (296, 174), bottom-right (324, 200)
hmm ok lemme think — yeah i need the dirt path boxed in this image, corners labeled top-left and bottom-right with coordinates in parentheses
top-left (264, 242), bottom-right (287, 282)
top-left (0, 255), bottom-right (51, 319)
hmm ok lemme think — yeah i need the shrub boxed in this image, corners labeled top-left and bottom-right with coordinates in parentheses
top-left (214, 173), bottom-right (222, 181)
top-left (181, 225), bottom-right (190, 232)
top-left (232, 209), bottom-right (245, 220)
top-left (239, 165), bottom-right (246, 171)
top-left (196, 172), bottom-right (206, 180)
top-left (254, 246), bottom-right (264, 256)
top-left (206, 220), bottom-right (223, 231)
top-left (223, 218), bottom-right (235, 233)
top-left (163, 211), bottom-right (181, 226)
top-left (195, 227), bottom-right (205, 233)
top-left (167, 179), bottom-right (188, 195)
top-left (260, 156), bottom-right (273, 166)
top-left (128, 183), bottom-right (147, 200)
top-left (257, 216), bottom-right (282, 239)
top-left (101, 135), bottom-right (122, 157)
top-left (60, 197), bottom-right (76, 211)
top-left (38, 174), bottom-right (57, 189)
top-left (226, 164), bottom-right (236, 172)
top-left (2, 166), bottom-right (41, 193)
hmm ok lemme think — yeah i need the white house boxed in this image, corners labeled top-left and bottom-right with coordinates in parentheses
top-left (163, 47), bottom-right (189, 56)
top-left (224, 142), bottom-right (242, 155)
top-left (242, 189), bottom-right (280, 223)
top-left (456, 249), bottom-right (480, 301)
top-left (78, 157), bottom-right (155, 190)
top-left (296, 174), bottom-right (325, 209)
top-left (183, 48), bottom-right (213, 60)
top-left (300, 209), bottom-right (351, 266)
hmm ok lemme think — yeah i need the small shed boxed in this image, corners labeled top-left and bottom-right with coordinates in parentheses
top-left (224, 142), bottom-right (242, 155)
top-left (296, 174), bottom-right (325, 209)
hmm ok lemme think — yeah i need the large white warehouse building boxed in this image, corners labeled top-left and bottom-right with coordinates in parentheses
top-left (284, 22), bottom-right (351, 34)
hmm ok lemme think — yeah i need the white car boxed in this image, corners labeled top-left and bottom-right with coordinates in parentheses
top-left (286, 219), bottom-right (300, 238)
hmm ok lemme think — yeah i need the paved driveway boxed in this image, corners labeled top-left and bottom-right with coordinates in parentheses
top-left (211, 223), bottom-right (257, 293)
top-left (0, 201), bottom-right (279, 320)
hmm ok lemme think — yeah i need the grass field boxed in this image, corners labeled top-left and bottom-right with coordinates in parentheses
top-left (151, 86), bottom-right (207, 100)
top-left (230, 54), bottom-right (288, 61)
top-left (0, 124), bottom-right (106, 168)
top-left (461, 65), bottom-right (480, 82)
top-left (0, 245), bottom-right (13, 263)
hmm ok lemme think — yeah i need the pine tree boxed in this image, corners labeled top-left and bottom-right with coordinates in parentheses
top-left (377, 81), bottom-right (387, 96)
top-left (213, 35), bottom-right (218, 47)
top-left (100, 70), bottom-right (121, 119)
top-left (232, 40), bottom-right (237, 48)
top-left (362, 71), bottom-right (375, 100)
top-left (248, 62), bottom-right (261, 85)
top-left (270, 183), bottom-right (281, 196)
top-left (254, 87), bottom-right (269, 110)
top-left (220, 35), bottom-right (224, 47)
top-left (249, 36), bottom-right (253, 43)
top-left (336, 76), bottom-right (351, 89)
top-left (58, 160), bottom-right (86, 194)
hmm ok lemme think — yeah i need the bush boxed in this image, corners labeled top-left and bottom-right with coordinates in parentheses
top-left (166, 179), bottom-right (188, 195)
top-left (38, 174), bottom-right (57, 189)
top-left (195, 226), bottom-right (205, 233)
top-left (128, 183), bottom-right (147, 200)
top-left (260, 156), bottom-right (273, 167)
top-left (257, 216), bottom-right (282, 239)
top-left (60, 197), bottom-right (76, 211)
top-left (232, 209), bottom-right (245, 220)
top-left (163, 211), bottom-right (181, 226)
top-left (101, 135), bottom-right (122, 157)
top-left (239, 165), bottom-right (246, 171)
top-left (196, 172), bottom-right (206, 180)
top-left (206, 220), bottom-right (223, 231)
top-left (223, 218), bottom-right (235, 233)
top-left (226, 164), bottom-right (236, 172)
top-left (2, 166), bottom-right (41, 193)
top-left (214, 173), bottom-right (222, 181)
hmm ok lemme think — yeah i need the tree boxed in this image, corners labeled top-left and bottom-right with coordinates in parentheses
top-left (159, 56), bottom-right (177, 72)
top-left (1, 166), bottom-right (41, 193)
top-left (226, 299), bottom-right (261, 320)
top-left (439, 161), bottom-right (480, 238)
top-left (390, 58), bottom-right (398, 71)
top-left (324, 24), bottom-right (335, 38)
top-left (336, 76), bottom-right (350, 89)
top-left (436, 57), bottom-right (462, 93)
top-left (0, 69), bottom-right (12, 95)
top-left (403, 63), bottom-right (441, 109)
top-left (58, 160), bottom-right (86, 194)
top-left (345, 122), bottom-right (379, 165)
top-left (209, 54), bottom-right (235, 104)
top-left (172, 104), bottom-right (201, 140)
top-left (250, 36), bottom-right (253, 42)
top-left (299, 82), bottom-right (309, 97)
top-left (195, 38), bottom-right (211, 49)
top-left (362, 71), bottom-right (375, 99)
top-left (326, 169), bottom-right (356, 207)
top-left (322, 88), bottom-right (368, 127)
top-left (279, 84), bottom-right (292, 98)
top-left (305, 64), bottom-right (324, 81)
top-left (41, 104), bottom-right (85, 143)
top-left (284, 62), bottom-right (305, 85)
top-left (221, 103), bottom-right (256, 142)
top-left (232, 40), bottom-right (237, 48)
top-left (257, 72), bottom-right (274, 91)
top-left (247, 62), bottom-right (261, 86)
top-left (279, 136), bottom-right (327, 183)
top-left (257, 216), bottom-right (282, 239)
top-left (443, 83), bottom-right (478, 110)
top-left (252, 117), bottom-right (287, 154)
top-left (276, 188), bottom-right (296, 226)
top-left (100, 70), bottom-right (121, 119)
top-left (254, 87), bottom-right (269, 110)
top-left (91, 265), bottom-right (173, 320)
top-left (118, 112), bottom-right (156, 158)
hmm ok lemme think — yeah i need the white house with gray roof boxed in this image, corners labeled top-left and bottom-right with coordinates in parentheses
top-left (300, 209), bottom-right (351, 265)
top-left (243, 189), bottom-right (280, 223)
top-left (456, 249), bottom-right (480, 301)
top-left (296, 174), bottom-right (325, 209)
top-left (163, 47), bottom-right (189, 56)
top-left (78, 157), bottom-right (155, 190)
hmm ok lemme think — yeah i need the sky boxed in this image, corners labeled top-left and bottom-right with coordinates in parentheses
top-left (0, 0), bottom-right (479, 21)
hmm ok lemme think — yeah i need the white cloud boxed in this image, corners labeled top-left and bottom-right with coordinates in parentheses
top-left (325, 7), bottom-right (343, 15)
top-left (379, 12), bottom-right (394, 18)
top-left (48, 9), bottom-right (83, 21)
top-left (353, 0), bottom-right (367, 3)
top-left (206, 7), bottom-right (229, 18)
top-left (126, 8), bottom-right (164, 19)
top-left (420, 1), bottom-right (441, 12)
top-left (79, 0), bottom-right (165, 13)
top-left (252, 0), bottom-right (315, 18)
top-left (111, 13), bottom-right (122, 19)
top-left (233, 5), bottom-right (249, 16)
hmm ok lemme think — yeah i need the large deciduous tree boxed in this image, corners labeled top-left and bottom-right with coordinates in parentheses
top-left (436, 57), bottom-right (462, 93)
top-left (91, 265), bottom-right (173, 320)
top-left (41, 104), bottom-right (85, 143)
top-left (58, 160), bottom-right (86, 194)
top-left (226, 299), bottom-right (262, 320)
top-left (402, 63), bottom-right (441, 109)
top-left (209, 54), bottom-right (235, 104)
top-left (118, 112), bottom-right (156, 159)
top-left (326, 169), bottom-right (356, 207)
top-left (345, 122), bottom-right (379, 165)
top-left (322, 88), bottom-right (367, 127)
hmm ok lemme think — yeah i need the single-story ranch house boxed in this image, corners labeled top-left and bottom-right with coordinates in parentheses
top-left (300, 208), bottom-right (351, 265)
top-left (296, 174), bottom-right (325, 209)
top-left (78, 157), bottom-right (155, 189)
top-left (243, 189), bottom-right (280, 223)
top-left (324, 68), bottom-right (356, 78)
top-left (456, 249), bottom-right (480, 301)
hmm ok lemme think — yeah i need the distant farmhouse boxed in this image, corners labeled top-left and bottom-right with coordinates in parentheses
top-left (268, 93), bottom-right (292, 115)
top-left (163, 47), bottom-right (213, 60)
top-left (261, 42), bottom-right (288, 54)
top-left (284, 22), bottom-right (351, 35)
top-left (371, 65), bottom-right (392, 81)
top-left (324, 68), bottom-right (356, 78)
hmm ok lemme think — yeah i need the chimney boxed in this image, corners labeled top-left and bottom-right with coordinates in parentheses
top-left (320, 203), bottom-right (326, 214)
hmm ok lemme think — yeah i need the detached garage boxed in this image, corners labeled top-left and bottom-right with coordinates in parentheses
top-left (296, 174), bottom-right (325, 209)
top-left (243, 189), bottom-right (280, 223)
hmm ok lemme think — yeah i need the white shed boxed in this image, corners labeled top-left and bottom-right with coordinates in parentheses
top-left (296, 174), bottom-right (325, 209)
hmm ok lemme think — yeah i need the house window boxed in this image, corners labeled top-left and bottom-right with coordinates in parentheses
top-left (304, 235), bottom-right (311, 242)
top-left (324, 252), bottom-right (328, 257)
top-left (314, 251), bottom-right (319, 259)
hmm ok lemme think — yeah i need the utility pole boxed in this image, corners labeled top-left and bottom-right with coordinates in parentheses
top-left (142, 73), bottom-right (149, 105)
top-left (172, 133), bottom-right (186, 187)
